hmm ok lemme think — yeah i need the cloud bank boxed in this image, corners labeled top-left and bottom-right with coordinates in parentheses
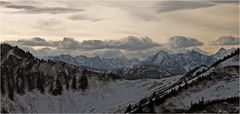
top-left (14, 37), bottom-right (52, 46)
top-left (68, 15), bottom-right (102, 22)
top-left (0, 1), bottom-right (84, 14)
top-left (6, 36), bottom-right (160, 51)
top-left (155, 1), bottom-right (215, 13)
top-left (155, 0), bottom-right (239, 13)
top-left (5, 35), bottom-right (237, 59)
top-left (211, 36), bottom-right (240, 45)
top-left (168, 36), bottom-right (203, 48)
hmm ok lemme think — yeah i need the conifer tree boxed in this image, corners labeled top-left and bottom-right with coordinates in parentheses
top-left (1, 77), bottom-right (5, 95)
top-left (55, 79), bottom-right (63, 95)
top-left (71, 75), bottom-right (77, 90)
top-left (37, 75), bottom-right (45, 94)
top-left (125, 104), bottom-right (132, 113)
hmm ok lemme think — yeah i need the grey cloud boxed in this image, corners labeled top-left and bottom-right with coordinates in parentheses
top-left (80, 36), bottom-right (160, 50)
top-left (102, 2), bottom-right (159, 22)
top-left (13, 37), bottom-right (52, 46)
top-left (155, 1), bottom-right (216, 13)
top-left (6, 36), bottom-right (161, 51)
top-left (81, 40), bottom-right (107, 50)
top-left (211, 36), bottom-right (240, 45)
top-left (23, 7), bottom-right (84, 14)
top-left (1, 1), bottom-right (84, 14)
top-left (0, 1), bottom-right (11, 5)
top-left (69, 15), bottom-right (102, 22)
top-left (92, 49), bottom-right (125, 58)
top-left (109, 36), bottom-right (160, 50)
top-left (213, 0), bottom-right (239, 4)
top-left (5, 4), bottom-right (35, 10)
top-left (55, 37), bottom-right (82, 50)
top-left (3, 36), bottom-right (213, 58)
top-left (168, 36), bottom-right (203, 48)
top-left (34, 19), bottom-right (63, 31)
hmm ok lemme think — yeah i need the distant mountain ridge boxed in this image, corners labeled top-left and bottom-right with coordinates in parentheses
top-left (46, 54), bottom-right (140, 70)
top-left (46, 49), bottom-right (218, 79)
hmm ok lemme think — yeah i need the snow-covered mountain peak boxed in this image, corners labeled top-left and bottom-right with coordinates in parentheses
top-left (213, 47), bottom-right (238, 60)
top-left (187, 50), bottom-right (202, 55)
top-left (59, 54), bottom-right (74, 58)
top-left (218, 47), bottom-right (226, 52)
top-left (154, 50), bottom-right (169, 63)
top-left (75, 55), bottom-right (88, 59)
top-left (143, 50), bottom-right (169, 64)
top-left (156, 50), bottom-right (169, 55)
top-left (92, 55), bottom-right (101, 60)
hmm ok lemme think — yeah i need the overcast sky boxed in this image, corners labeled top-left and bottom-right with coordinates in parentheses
top-left (0, 0), bottom-right (239, 58)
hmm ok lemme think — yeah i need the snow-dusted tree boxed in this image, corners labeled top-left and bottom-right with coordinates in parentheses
top-left (37, 75), bottom-right (45, 94)
top-left (78, 73), bottom-right (88, 91)
top-left (71, 75), bottom-right (77, 90)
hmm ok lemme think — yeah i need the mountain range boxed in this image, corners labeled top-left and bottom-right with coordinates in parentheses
top-left (45, 48), bottom-right (234, 79)
top-left (1, 43), bottom-right (239, 113)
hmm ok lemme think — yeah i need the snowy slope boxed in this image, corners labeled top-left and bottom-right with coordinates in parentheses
top-left (113, 64), bottom-right (173, 79)
top-left (1, 76), bottom-right (182, 113)
top-left (128, 50), bottom-right (239, 113)
top-left (1, 44), bottom-right (184, 113)
top-left (159, 68), bottom-right (239, 111)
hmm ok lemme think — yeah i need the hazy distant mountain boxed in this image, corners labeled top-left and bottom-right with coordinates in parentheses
top-left (174, 50), bottom-right (216, 71)
top-left (142, 50), bottom-right (186, 75)
top-left (142, 50), bottom-right (216, 72)
top-left (112, 64), bottom-right (172, 79)
top-left (45, 50), bottom-right (217, 79)
top-left (112, 50), bottom-right (216, 79)
top-left (46, 54), bottom-right (139, 70)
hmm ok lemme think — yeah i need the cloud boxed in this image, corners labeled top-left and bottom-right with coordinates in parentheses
top-left (155, 1), bottom-right (216, 13)
top-left (168, 36), bottom-right (203, 48)
top-left (92, 49), bottom-right (125, 58)
top-left (108, 36), bottom-right (160, 50)
top-left (55, 37), bottom-right (82, 50)
top-left (80, 36), bottom-right (161, 51)
top-left (154, 0), bottom-right (239, 13)
top-left (213, 0), bottom-right (239, 4)
top-left (210, 36), bottom-right (240, 45)
top-left (5, 36), bottom-right (160, 51)
top-left (10, 37), bottom-right (52, 46)
top-left (0, 1), bottom-right (11, 5)
top-left (68, 15), bottom-right (102, 22)
top-left (3, 36), bottom-right (161, 58)
top-left (1, 1), bottom-right (84, 14)
top-left (33, 19), bottom-right (64, 31)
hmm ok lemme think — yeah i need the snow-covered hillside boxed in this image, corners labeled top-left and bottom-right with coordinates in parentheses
top-left (0, 43), bottom-right (182, 113)
top-left (1, 43), bottom-right (239, 113)
top-left (1, 76), bottom-right (182, 113)
top-left (127, 49), bottom-right (239, 113)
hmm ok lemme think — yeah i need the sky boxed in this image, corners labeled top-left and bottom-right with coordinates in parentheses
top-left (0, 0), bottom-right (239, 58)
